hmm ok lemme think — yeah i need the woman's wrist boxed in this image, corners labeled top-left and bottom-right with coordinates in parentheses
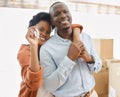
top-left (30, 44), bottom-right (38, 49)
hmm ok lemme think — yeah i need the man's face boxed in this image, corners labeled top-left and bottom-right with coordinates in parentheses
top-left (50, 3), bottom-right (72, 31)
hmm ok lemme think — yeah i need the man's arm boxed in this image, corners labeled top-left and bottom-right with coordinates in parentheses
top-left (40, 47), bottom-right (76, 93)
top-left (40, 39), bottom-right (84, 93)
top-left (85, 37), bottom-right (102, 73)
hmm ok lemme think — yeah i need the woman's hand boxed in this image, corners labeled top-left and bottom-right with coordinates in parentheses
top-left (26, 26), bottom-right (38, 47)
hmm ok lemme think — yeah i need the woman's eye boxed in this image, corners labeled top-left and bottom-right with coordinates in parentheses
top-left (39, 28), bottom-right (44, 32)
top-left (46, 31), bottom-right (51, 34)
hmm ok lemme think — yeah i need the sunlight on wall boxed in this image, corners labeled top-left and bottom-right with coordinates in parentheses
top-left (0, 7), bottom-right (120, 97)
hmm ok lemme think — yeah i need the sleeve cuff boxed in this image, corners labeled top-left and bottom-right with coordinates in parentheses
top-left (27, 66), bottom-right (43, 81)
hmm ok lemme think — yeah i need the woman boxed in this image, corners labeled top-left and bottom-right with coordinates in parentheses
top-left (17, 12), bottom-right (83, 97)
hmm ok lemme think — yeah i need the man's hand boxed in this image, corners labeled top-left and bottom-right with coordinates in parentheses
top-left (80, 49), bottom-right (94, 63)
top-left (67, 41), bottom-right (85, 61)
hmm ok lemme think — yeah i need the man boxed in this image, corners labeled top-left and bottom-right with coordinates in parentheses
top-left (40, 2), bottom-right (102, 97)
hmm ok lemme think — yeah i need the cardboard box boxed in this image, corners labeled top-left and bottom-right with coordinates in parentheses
top-left (95, 59), bottom-right (120, 97)
top-left (94, 61), bottom-right (108, 97)
top-left (106, 59), bottom-right (120, 97)
top-left (93, 39), bottom-right (113, 60)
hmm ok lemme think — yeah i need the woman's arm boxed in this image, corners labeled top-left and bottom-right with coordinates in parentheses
top-left (17, 26), bottom-right (43, 91)
top-left (26, 26), bottom-right (40, 72)
top-left (17, 44), bottom-right (43, 91)
top-left (72, 24), bottom-right (83, 42)
top-left (72, 24), bottom-right (94, 63)
top-left (73, 27), bottom-right (81, 42)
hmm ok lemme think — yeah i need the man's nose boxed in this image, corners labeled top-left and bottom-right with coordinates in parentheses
top-left (60, 12), bottom-right (66, 19)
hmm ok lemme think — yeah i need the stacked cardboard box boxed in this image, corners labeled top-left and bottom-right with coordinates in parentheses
top-left (106, 59), bottom-right (120, 97)
top-left (94, 61), bottom-right (108, 97)
top-left (93, 39), bottom-right (113, 60)
top-left (93, 39), bottom-right (113, 97)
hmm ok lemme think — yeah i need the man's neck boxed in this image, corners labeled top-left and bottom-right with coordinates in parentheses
top-left (57, 27), bottom-right (73, 40)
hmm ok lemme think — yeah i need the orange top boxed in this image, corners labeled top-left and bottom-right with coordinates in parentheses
top-left (17, 24), bottom-right (83, 97)
top-left (17, 44), bottom-right (43, 97)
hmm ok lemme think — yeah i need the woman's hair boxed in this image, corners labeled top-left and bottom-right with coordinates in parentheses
top-left (28, 12), bottom-right (54, 29)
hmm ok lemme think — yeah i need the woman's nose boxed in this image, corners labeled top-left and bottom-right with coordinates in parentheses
top-left (40, 31), bottom-right (49, 37)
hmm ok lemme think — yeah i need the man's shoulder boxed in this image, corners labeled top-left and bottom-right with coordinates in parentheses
top-left (41, 36), bottom-right (55, 48)
top-left (82, 32), bottom-right (91, 37)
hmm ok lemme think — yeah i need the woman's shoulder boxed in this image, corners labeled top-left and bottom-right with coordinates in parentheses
top-left (17, 44), bottom-right (30, 58)
top-left (21, 44), bottom-right (30, 48)
top-left (19, 44), bottom-right (30, 51)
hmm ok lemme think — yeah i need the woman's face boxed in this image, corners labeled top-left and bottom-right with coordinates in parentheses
top-left (36, 20), bottom-right (52, 45)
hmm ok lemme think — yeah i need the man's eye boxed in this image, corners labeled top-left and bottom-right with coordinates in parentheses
top-left (54, 12), bottom-right (59, 16)
top-left (54, 14), bottom-right (58, 16)
top-left (64, 10), bottom-right (69, 13)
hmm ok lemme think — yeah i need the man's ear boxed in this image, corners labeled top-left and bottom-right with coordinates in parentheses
top-left (50, 18), bottom-right (55, 26)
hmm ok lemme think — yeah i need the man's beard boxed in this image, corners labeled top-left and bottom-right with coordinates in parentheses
top-left (62, 26), bottom-right (70, 31)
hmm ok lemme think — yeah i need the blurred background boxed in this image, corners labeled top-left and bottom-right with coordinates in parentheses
top-left (0, 0), bottom-right (120, 97)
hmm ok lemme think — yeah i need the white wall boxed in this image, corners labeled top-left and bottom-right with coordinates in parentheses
top-left (0, 7), bottom-right (45, 97)
top-left (0, 7), bottom-right (120, 97)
